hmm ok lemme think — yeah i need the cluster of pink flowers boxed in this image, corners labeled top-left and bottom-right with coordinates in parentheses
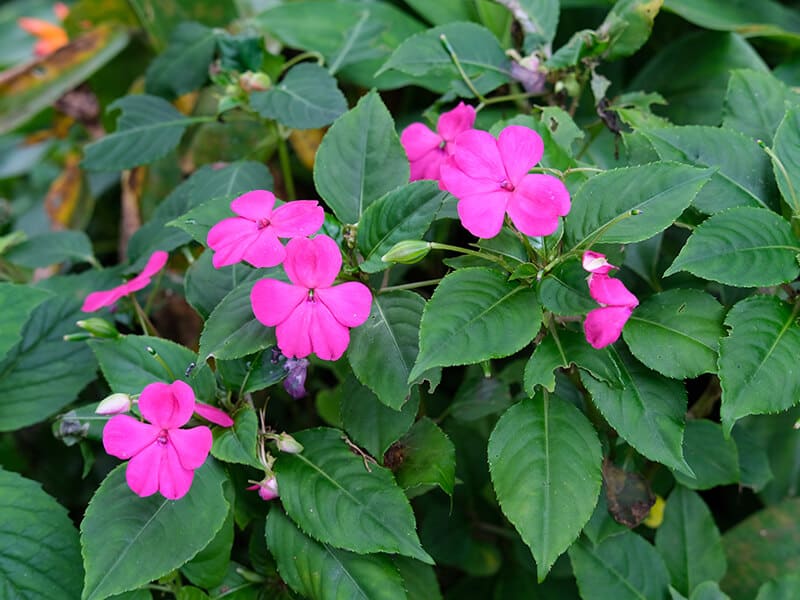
top-left (400, 103), bottom-right (571, 240)
top-left (207, 190), bottom-right (372, 361)
top-left (101, 381), bottom-right (233, 500)
top-left (582, 251), bottom-right (639, 349)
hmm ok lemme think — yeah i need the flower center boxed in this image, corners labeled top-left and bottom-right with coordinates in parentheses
top-left (499, 179), bottom-right (515, 191)
top-left (307, 289), bottom-right (315, 302)
top-left (256, 218), bottom-right (271, 229)
top-left (157, 430), bottom-right (169, 445)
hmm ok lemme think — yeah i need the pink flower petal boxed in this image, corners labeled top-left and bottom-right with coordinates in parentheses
top-left (497, 126), bottom-right (544, 185)
top-left (506, 188), bottom-right (562, 237)
top-left (241, 228), bottom-right (286, 268)
top-left (439, 159), bottom-right (500, 197)
top-left (81, 287), bottom-right (127, 312)
top-left (400, 123), bottom-right (442, 161)
top-left (309, 302), bottom-right (351, 361)
top-left (283, 235), bottom-right (342, 289)
top-left (169, 426), bottom-right (213, 470)
top-left (456, 192), bottom-right (509, 239)
top-left (194, 402), bottom-right (234, 427)
top-left (316, 282), bottom-right (373, 328)
top-left (139, 381), bottom-right (195, 429)
top-left (207, 218), bottom-right (259, 268)
top-left (270, 201), bottom-right (325, 238)
top-left (158, 442), bottom-right (195, 500)
top-left (251, 279), bottom-right (307, 326)
top-left (410, 148), bottom-right (446, 181)
top-left (139, 250), bottom-right (169, 279)
top-left (437, 102), bottom-right (476, 142)
top-left (230, 190), bottom-right (275, 221)
top-left (125, 443), bottom-right (162, 497)
top-left (584, 306), bottom-right (633, 349)
top-left (275, 299), bottom-right (314, 358)
top-left (103, 415), bottom-right (159, 459)
top-left (588, 273), bottom-right (639, 308)
top-left (515, 174), bottom-right (571, 217)
top-left (582, 251), bottom-right (615, 275)
top-left (451, 129), bottom-right (505, 182)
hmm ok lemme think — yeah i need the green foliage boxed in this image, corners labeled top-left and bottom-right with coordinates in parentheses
top-left (211, 406), bottom-right (260, 468)
top-left (674, 420), bottom-right (740, 490)
top-left (394, 417), bottom-right (455, 497)
top-left (145, 22), bottom-right (217, 100)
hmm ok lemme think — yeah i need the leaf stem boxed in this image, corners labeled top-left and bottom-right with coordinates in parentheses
top-left (379, 278), bottom-right (442, 294)
top-left (275, 124), bottom-right (297, 200)
top-left (439, 34), bottom-right (487, 104)
top-left (429, 242), bottom-right (508, 267)
top-left (280, 50), bottom-right (325, 74)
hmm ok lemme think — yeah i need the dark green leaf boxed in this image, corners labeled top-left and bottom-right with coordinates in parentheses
top-left (624, 289), bottom-right (726, 379)
top-left (182, 508), bottom-right (234, 589)
top-left (393, 556), bottom-right (443, 600)
top-left (450, 372), bottom-right (512, 422)
top-left (731, 424), bottom-right (773, 492)
top-left (314, 91), bottom-right (409, 224)
top-left (409, 268), bottom-right (541, 381)
top-left (655, 486), bottom-right (727, 596)
top-left (274, 428), bottom-right (432, 563)
top-left (339, 375), bottom-right (419, 459)
top-left (539, 260), bottom-right (597, 315)
top-left (690, 582), bottom-right (731, 600)
top-left (4, 231), bottom-right (95, 268)
top-left (252, 63), bottom-right (347, 129)
top-left (488, 396), bottom-right (602, 580)
top-left (394, 417), bottom-right (455, 497)
top-left (723, 69), bottom-right (799, 142)
top-left (718, 296), bottom-right (800, 435)
top-left (674, 420), bottom-right (740, 490)
top-left (211, 406), bottom-right (260, 468)
top-left (81, 461), bottom-right (229, 600)
top-left (756, 573), bottom-right (800, 600)
top-left (0, 283), bottom-right (51, 361)
top-left (569, 532), bottom-right (671, 600)
top-left (266, 508), bottom-right (408, 600)
top-left (83, 95), bottom-right (198, 171)
top-left (565, 162), bottom-right (713, 246)
top-left (0, 467), bottom-right (83, 599)
top-left (145, 22), bottom-right (217, 99)
top-left (772, 106), bottom-right (800, 215)
top-left (184, 252), bottom-right (260, 320)
top-left (663, 0), bottom-right (800, 41)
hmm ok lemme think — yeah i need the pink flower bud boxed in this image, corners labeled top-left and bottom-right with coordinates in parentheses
top-left (95, 393), bottom-right (132, 415)
top-left (248, 476), bottom-right (279, 501)
top-left (275, 432), bottom-right (303, 454)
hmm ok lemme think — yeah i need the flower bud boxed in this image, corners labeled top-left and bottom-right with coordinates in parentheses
top-left (275, 432), bottom-right (304, 454)
top-left (382, 240), bottom-right (432, 264)
top-left (240, 71), bottom-right (272, 92)
top-left (95, 393), bottom-right (132, 415)
top-left (248, 476), bottom-right (279, 501)
top-left (76, 317), bottom-right (120, 339)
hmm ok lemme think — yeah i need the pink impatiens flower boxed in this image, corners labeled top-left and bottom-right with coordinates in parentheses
top-left (206, 190), bottom-right (324, 269)
top-left (582, 251), bottom-right (639, 349)
top-left (250, 235), bottom-right (372, 361)
top-left (82, 250), bottom-right (168, 312)
top-left (400, 102), bottom-right (476, 182)
top-left (440, 125), bottom-right (571, 239)
top-left (102, 381), bottom-right (213, 500)
top-left (194, 402), bottom-right (234, 427)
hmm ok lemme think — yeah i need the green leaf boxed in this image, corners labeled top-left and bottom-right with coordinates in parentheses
top-left (216, 351), bottom-right (286, 395)
top-left (0, 467), bottom-right (83, 599)
top-left (756, 573), bottom-right (800, 600)
top-left (674, 420), bottom-right (740, 490)
top-left (0, 26), bottom-right (129, 134)
top-left (357, 181), bottom-right (448, 273)
top-left (255, 1), bottom-right (425, 89)
top-left (600, 0), bottom-right (663, 61)
top-left (4, 231), bottom-right (95, 268)
top-left (516, 0), bottom-right (560, 49)
top-left (566, 162), bottom-right (713, 246)
top-left (581, 348), bottom-right (691, 474)
top-left (265, 508), bottom-right (408, 600)
top-left (630, 31), bottom-right (768, 126)
top-left (731, 424), bottom-right (773, 492)
top-left (718, 296), bottom-right (800, 435)
top-left (539, 259), bottom-right (597, 316)
top-left (524, 335), bottom-right (567, 394)
top-left (393, 556), bottom-right (443, 600)
top-left (583, 488), bottom-right (628, 546)
top-left (450, 372), bottom-right (512, 422)
top-left (634, 125), bottom-right (775, 213)
top-left (0, 270), bottom-right (117, 431)
top-left (182, 508), bottom-right (234, 589)
top-left (402, 0), bottom-right (475, 26)
top-left (339, 375), bottom-right (419, 459)
top-left (145, 22), bottom-right (217, 99)
top-left (81, 460), bottom-right (229, 600)
top-left (663, 0), bottom-right (800, 41)
top-left (378, 22), bottom-right (511, 97)
top-left (723, 69), bottom-right (799, 143)
top-left (83, 94), bottom-right (199, 171)
top-left (348, 291), bottom-right (426, 410)
top-left (0, 283), bottom-right (51, 361)
top-left (314, 91), bottom-right (409, 224)
top-left (211, 406), bottom-right (261, 468)
top-left (666, 208), bottom-right (799, 287)
top-left (198, 279), bottom-right (276, 361)
top-left (690, 582), bottom-right (731, 600)
top-left (772, 106), bottom-right (800, 214)
top-left (168, 195), bottom-right (237, 244)
top-left (274, 427), bottom-right (432, 563)
top-left (569, 532), bottom-right (671, 600)
top-left (722, 497), bottom-right (800, 599)
top-left (409, 267), bottom-right (541, 382)
top-left (251, 63), bottom-right (347, 129)
top-left (394, 417), bottom-right (456, 497)
top-left (655, 486), bottom-right (727, 596)
top-left (89, 335), bottom-right (216, 402)
top-left (488, 395), bottom-right (602, 580)
top-left (184, 253), bottom-right (260, 320)
top-left (623, 289), bottom-right (726, 379)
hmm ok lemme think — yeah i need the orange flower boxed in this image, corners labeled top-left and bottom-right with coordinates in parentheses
top-left (18, 3), bottom-right (69, 57)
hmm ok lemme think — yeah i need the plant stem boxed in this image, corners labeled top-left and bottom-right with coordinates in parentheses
top-left (280, 50), bottom-right (325, 74)
top-left (276, 125), bottom-right (296, 200)
top-left (429, 242), bottom-right (508, 267)
top-left (131, 296), bottom-right (158, 337)
top-left (379, 278), bottom-right (442, 294)
top-left (440, 34), bottom-right (486, 104)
